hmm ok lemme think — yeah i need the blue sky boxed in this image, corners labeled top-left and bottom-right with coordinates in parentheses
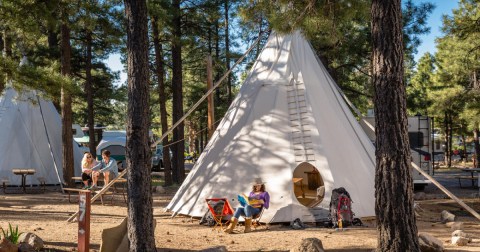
top-left (105, 1), bottom-right (459, 85)
top-left (413, 0), bottom-right (459, 62)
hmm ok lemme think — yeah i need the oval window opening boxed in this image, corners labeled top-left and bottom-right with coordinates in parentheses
top-left (292, 162), bottom-right (324, 208)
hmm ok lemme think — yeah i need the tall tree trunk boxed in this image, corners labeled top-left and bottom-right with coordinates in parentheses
top-left (444, 112), bottom-right (449, 165)
top-left (1, 28), bottom-right (12, 93)
top-left (152, 16), bottom-right (172, 186)
top-left (461, 133), bottom-right (467, 162)
top-left (171, 0), bottom-right (185, 183)
top-left (85, 31), bottom-right (96, 155)
top-left (473, 127), bottom-right (480, 168)
top-left (187, 120), bottom-right (196, 154)
top-left (224, 0), bottom-right (232, 103)
top-left (371, 0), bottom-right (420, 251)
top-left (214, 17), bottom-right (221, 105)
top-left (124, 0), bottom-right (155, 250)
top-left (48, 24), bottom-right (60, 109)
top-left (0, 33), bottom-right (4, 93)
top-left (60, 22), bottom-right (74, 188)
top-left (448, 113), bottom-right (453, 167)
top-left (0, 34), bottom-right (4, 52)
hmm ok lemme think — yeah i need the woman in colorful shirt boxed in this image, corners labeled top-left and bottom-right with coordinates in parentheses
top-left (224, 178), bottom-right (270, 234)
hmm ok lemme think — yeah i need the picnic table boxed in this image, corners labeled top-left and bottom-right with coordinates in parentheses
top-left (12, 169), bottom-right (36, 193)
top-left (460, 168), bottom-right (480, 191)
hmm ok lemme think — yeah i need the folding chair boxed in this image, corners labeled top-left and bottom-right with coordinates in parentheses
top-left (205, 198), bottom-right (234, 232)
top-left (252, 207), bottom-right (267, 230)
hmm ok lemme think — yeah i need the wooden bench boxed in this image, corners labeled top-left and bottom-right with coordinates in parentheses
top-left (71, 176), bottom-right (106, 188)
top-left (64, 178), bottom-right (127, 205)
top-left (455, 176), bottom-right (479, 188)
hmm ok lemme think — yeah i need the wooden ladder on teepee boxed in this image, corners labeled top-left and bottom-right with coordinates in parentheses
top-left (286, 79), bottom-right (315, 163)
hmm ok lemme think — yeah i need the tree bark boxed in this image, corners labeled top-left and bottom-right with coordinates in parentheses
top-left (1, 28), bottom-right (12, 93)
top-left (0, 33), bottom-right (4, 93)
top-left (124, 0), bottom-right (156, 250)
top-left (85, 31), bottom-right (96, 155)
top-left (47, 22), bottom-right (60, 109)
top-left (214, 15), bottom-right (221, 105)
top-left (444, 112), bottom-right (450, 165)
top-left (60, 21), bottom-right (74, 188)
top-left (151, 16), bottom-right (173, 186)
top-left (371, 0), bottom-right (420, 251)
top-left (224, 0), bottom-right (232, 103)
top-left (474, 128), bottom-right (480, 168)
top-left (171, 0), bottom-right (185, 183)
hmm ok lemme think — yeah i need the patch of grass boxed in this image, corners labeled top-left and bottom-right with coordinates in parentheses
top-left (0, 223), bottom-right (23, 244)
top-left (151, 175), bottom-right (165, 186)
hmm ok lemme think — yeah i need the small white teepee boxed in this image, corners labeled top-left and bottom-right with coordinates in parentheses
top-left (0, 87), bottom-right (83, 186)
top-left (167, 31), bottom-right (376, 223)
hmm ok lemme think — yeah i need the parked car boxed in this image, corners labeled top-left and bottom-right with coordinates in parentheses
top-left (151, 147), bottom-right (164, 171)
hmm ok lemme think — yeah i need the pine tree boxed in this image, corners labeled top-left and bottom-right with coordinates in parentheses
top-left (371, 0), bottom-right (419, 250)
top-left (124, 0), bottom-right (156, 250)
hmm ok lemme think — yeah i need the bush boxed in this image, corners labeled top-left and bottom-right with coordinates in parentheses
top-left (0, 223), bottom-right (22, 244)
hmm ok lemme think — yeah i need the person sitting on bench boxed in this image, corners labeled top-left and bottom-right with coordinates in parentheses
top-left (91, 150), bottom-right (119, 189)
top-left (81, 152), bottom-right (98, 189)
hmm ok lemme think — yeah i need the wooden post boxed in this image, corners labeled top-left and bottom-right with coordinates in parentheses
top-left (206, 55), bottom-right (215, 138)
top-left (78, 190), bottom-right (91, 252)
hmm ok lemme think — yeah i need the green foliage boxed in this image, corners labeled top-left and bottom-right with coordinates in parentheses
top-left (407, 52), bottom-right (435, 115)
top-left (433, 0), bottom-right (480, 133)
top-left (0, 223), bottom-right (23, 244)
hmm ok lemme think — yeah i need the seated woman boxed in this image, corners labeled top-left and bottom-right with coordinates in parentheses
top-left (224, 178), bottom-right (270, 234)
top-left (81, 152), bottom-right (98, 189)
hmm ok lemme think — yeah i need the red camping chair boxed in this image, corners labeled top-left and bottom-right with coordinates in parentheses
top-left (205, 198), bottom-right (234, 232)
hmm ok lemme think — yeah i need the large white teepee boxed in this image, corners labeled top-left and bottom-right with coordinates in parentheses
top-left (0, 87), bottom-right (83, 186)
top-left (167, 31), bottom-right (376, 223)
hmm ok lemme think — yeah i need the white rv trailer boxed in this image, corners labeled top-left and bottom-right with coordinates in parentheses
top-left (360, 114), bottom-right (432, 189)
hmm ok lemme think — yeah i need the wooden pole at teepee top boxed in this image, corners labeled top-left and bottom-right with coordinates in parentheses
top-left (206, 55), bottom-right (215, 139)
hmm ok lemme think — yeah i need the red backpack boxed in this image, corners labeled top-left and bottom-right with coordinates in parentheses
top-left (329, 187), bottom-right (354, 227)
top-left (336, 194), bottom-right (353, 227)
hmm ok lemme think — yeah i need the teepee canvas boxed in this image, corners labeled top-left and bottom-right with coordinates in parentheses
top-left (167, 31), bottom-right (376, 223)
top-left (0, 87), bottom-right (83, 186)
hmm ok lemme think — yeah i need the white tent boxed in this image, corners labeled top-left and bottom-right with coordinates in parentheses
top-left (166, 31), bottom-right (376, 223)
top-left (0, 87), bottom-right (83, 186)
top-left (96, 136), bottom-right (126, 164)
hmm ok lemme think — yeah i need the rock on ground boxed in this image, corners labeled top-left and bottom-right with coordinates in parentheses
top-left (451, 236), bottom-right (469, 246)
top-left (449, 222), bottom-right (464, 231)
top-left (18, 242), bottom-right (35, 252)
top-left (440, 210), bottom-right (455, 223)
top-left (18, 232), bottom-right (44, 251)
top-left (418, 232), bottom-right (444, 252)
top-left (291, 237), bottom-right (324, 252)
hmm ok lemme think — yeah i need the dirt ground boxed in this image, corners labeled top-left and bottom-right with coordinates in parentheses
top-left (1, 176), bottom-right (480, 251)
